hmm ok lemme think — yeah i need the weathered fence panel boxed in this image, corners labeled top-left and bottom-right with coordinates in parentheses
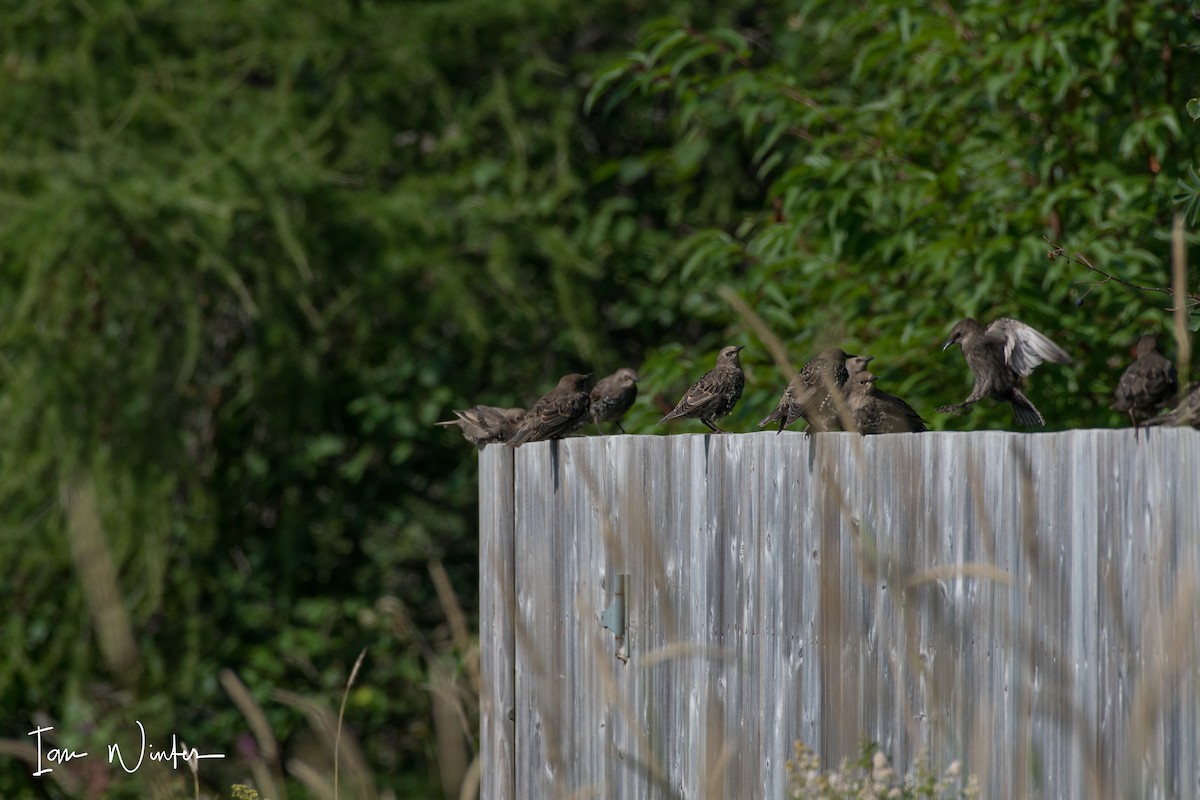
top-left (479, 429), bottom-right (1200, 799)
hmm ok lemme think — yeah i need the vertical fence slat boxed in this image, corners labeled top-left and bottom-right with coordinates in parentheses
top-left (479, 444), bottom-right (516, 800)
top-left (480, 429), bottom-right (1200, 799)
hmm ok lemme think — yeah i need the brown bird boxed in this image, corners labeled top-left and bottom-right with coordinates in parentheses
top-left (507, 373), bottom-right (592, 447)
top-left (437, 406), bottom-right (526, 447)
top-left (659, 345), bottom-right (745, 433)
top-left (759, 347), bottom-right (853, 433)
top-left (1142, 382), bottom-right (1200, 429)
top-left (1111, 335), bottom-right (1178, 429)
top-left (845, 371), bottom-right (927, 434)
top-left (590, 368), bottom-right (639, 433)
top-left (846, 354), bottom-right (874, 378)
top-left (938, 317), bottom-right (1071, 427)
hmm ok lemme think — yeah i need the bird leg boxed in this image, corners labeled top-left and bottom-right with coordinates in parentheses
top-left (1129, 410), bottom-right (1143, 443)
top-left (935, 401), bottom-right (973, 415)
top-left (615, 421), bottom-right (627, 434)
top-left (702, 419), bottom-right (726, 433)
top-left (939, 384), bottom-right (986, 415)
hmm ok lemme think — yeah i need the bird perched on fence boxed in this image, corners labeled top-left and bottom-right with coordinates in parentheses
top-left (507, 373), bottom-right (592, 446)
top-left (437, 406), bottom-right (526, 447)
top-left (846, 354), bottom-right (874, 379)
top-left (1111, 334), bottom-right (1178, 429)
top-left (841, 354), bottom-right (875, 405)
top-left (845, 371), bottom-right (927, 434)
top-left (589, 368), bottom-right (639, 434)
top-left (659, 345), bottom-right (745, 433)
top-left (937, 317), bottom-right (1071, 427)
top-left (759, 347), bottom-right (854, 433)
top-left (1141, 382), bottom-right (1200, 429)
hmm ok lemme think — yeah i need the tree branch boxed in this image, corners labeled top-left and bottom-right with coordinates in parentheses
top-left (1046, 237), bottom-right (1199, 309)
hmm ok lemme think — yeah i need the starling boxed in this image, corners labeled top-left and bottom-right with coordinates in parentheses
top-left (937, 317), bottom-right (1071, 427)
top-left (841, 355), bottom-right (875, 413)
top-left (659, 345), bottom-right (746, 433)
top-left (845, 371), bottom-right (927, 434)
top-left (589, 368), bottom-right (639, 433)
top-left (846, 354), bottom-right (875, 378)
top-left (1142, 382), bottom-right (1200, 429)
top-left (436, 406), bottom-right (526, 447)
top-left (759, 347), bottom-right (853, 433)
top-left (1111, 335), bottom-right (1178, 428)
top-left (507, 373), bottom-right (592, 447)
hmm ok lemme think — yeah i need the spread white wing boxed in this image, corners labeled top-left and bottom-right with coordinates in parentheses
top-left (988, 318), bottom-right (1071, 376)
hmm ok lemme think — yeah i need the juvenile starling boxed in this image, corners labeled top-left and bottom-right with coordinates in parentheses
top-left (846, 354), bottom-right (875, 378)
top-left (1111, 334), bottom-right (1178, 428)
top-left (845, 371), bottom-right (927, 434)
top-left (590, 368), bottom-right (639, 433)
top-left (507, 373), bottom-right (592, 447)
top-left (659, 345), bottom-right (745, 433)
top-left (436, 406), bottom-right (526, 447)
top-left (1142, 382), bottom-right (1200, 429)
top-left (937, 317), bottom-right (1071, 427)
top-left (759, 347), bottom-right (853, 433)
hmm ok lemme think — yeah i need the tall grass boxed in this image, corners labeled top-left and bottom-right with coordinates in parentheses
top-left (482, 422), bottom-right (1199, 798)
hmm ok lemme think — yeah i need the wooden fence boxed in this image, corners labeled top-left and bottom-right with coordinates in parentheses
top-left (478, 429), bottom-right (1200, 799)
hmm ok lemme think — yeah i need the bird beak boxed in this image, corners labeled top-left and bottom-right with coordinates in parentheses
top-left (734, 345), bottom-right (746, 353)
top-left (941, 338), bottom-right (953, 351)
top-left (862, 355), bottom-right (875, 364)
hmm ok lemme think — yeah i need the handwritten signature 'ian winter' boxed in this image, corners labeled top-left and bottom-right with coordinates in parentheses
top-left (29, 722), bottom-right (225, 776)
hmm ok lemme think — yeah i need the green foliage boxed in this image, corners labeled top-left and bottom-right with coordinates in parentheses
top-left (0, 0), bottom-right (756, 796)
top-left (1176, 164), bottom-right (1200, 227)
top-left (595, 2), bottom-right (1200, 431)
top-left (3, 0), bottom-right (1199, 797)
top-left (786, 740), bottom-right (978, 799)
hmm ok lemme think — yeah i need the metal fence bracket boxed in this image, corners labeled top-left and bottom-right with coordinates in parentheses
top-left (601, 573), bottom-right (629, 662)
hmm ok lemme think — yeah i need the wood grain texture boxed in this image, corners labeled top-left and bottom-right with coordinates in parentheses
top-left (479, 444), bottom-right (516, 800)
top-left (480, 430), bottom-right (1200, 799)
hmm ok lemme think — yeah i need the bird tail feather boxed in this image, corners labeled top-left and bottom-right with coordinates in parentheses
top-left (1011, 392), bottom-right (1046, 427)
top-left (757, 408), bottom-right (783, 428)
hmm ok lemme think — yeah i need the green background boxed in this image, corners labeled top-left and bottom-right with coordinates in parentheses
top-left (2, 1), bottom-right (1197, 796)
